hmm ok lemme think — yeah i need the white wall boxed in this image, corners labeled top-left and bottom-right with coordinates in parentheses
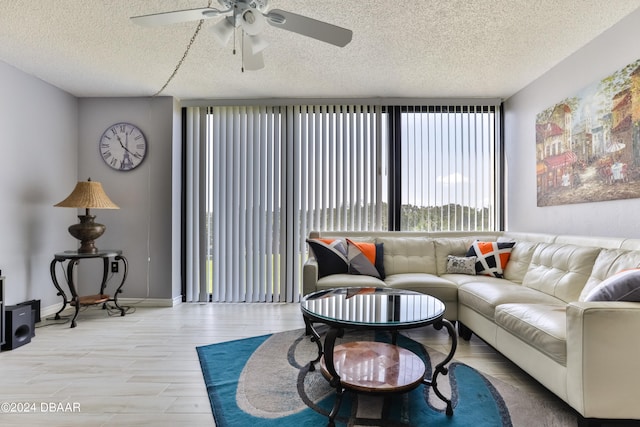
top-left (0, 60), bottom-right (78, 307)
top-left (77, 97), bottom-right (179, 301)
top-left (504, 8), bottom-right (640, 238)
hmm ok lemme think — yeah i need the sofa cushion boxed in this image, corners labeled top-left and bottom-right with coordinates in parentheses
top-left (306, 238), bottom-right (348, 278)
top-left (346, 239), bottom-right (385, 279)
top-left (458, 281), bottom-right (565, 320)
top-left (580, 248), bottom-right (640, 300)
top-left (584, 269), bottom-right (640, 302)
top-left (384, 273), bottom-right (459, 303)
top-left (495, 303), bottom-right (567, 365)
top-left (466, 241), bottom-right (515, 278)
top-left (434, 237), bottom-right (479, 275)
top-left (522, 243), bottom-right (601, 302)
top-left (316, 273), bottom-right (386, 290)
top-left (500, 240), bottom-right (538, 284)
top-left (440, 273), bottom-right (488, 286)
top-left (377, 237), bottom-right (436, 275)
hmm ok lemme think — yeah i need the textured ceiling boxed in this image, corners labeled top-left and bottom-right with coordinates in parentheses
top-left (0, 0), bottom-right (639, 101)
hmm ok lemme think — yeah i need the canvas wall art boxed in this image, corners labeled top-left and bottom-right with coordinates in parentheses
top-left (536, 58), bottom-right (640, 206)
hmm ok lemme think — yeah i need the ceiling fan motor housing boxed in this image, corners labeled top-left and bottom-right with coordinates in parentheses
top-left (218, 0), bottom-right (269, 12)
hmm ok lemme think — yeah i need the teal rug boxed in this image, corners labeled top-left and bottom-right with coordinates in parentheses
top-left (196, 329), bottom-right (575, 426)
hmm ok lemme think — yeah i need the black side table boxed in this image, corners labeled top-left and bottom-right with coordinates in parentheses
top-left (49, 250), bottom-right (128, 328)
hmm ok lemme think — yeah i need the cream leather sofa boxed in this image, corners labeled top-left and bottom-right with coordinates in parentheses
top-left (303, 230), bottom-right (640, 426)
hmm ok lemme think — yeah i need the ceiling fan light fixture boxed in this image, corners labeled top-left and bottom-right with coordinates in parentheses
top-left (211, 16), bottom-right (235, 46)
top-left (242, 34), bottom-right (265, 71)
top-left (247, 33), bottom-right (268, 54)
top-left (132, 1), bottom-right (353, 79)
top-left (241, 9), bottom-right (266, 36)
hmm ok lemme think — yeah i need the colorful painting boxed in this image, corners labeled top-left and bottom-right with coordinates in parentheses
top-left (536, 58), bottom-right (640, 206)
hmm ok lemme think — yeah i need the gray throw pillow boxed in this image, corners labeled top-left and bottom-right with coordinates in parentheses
top-left (446, 255), bottom-right (477, 275)
top-left (585, 269), bottom-right (640, 302)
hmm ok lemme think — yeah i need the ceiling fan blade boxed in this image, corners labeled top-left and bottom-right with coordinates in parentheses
top-left (266, 9), bottom-right (352, 47)
top-left (243, 35), bottom-right (265, 71)
top-left (131, 7), bottom-right (223, 27)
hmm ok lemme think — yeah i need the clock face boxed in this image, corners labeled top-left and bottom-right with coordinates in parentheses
top-left (99, 123), bottom-right (147, 171)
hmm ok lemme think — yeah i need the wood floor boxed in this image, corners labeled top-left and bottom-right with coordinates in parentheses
top-left (0, 302), bottom-right (558, 426)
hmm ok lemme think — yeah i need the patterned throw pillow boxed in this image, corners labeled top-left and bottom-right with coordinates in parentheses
top-left (585, 269), bottom-right (640, 302)
top-left (346, 239), bottom-right (385, 279)
top-left (306, 238), bottom-right (348, 278)
top-left (466, 241), bottom-right (515, 278)
top-left (446, 255), bottom-right (477, 275)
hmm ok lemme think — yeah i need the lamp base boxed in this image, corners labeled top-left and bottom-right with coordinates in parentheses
top-left (68, 215), bottom-right (106, 254)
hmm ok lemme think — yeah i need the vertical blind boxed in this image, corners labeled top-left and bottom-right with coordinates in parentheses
top-left (206, 105), bottom-right (283, 302)
top-left (291, 105), bottom-right (385, 235)
top-left (286, 105), bottom-right (385, 302)
top-left (184, 107), bottom-right (207, 303)
top-left (184, 101), bottom-right (500, 303)
top-left (185, 105), bottom-right (384, 302)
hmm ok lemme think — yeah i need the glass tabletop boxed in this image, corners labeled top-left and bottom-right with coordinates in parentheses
top-left (301, 287), bottom-right (445, 328)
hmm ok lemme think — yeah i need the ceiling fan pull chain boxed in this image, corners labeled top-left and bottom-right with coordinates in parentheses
top-left (241, 30), bottom-right (245, 73)
top-left (232, 4), bottom-right (238, 55)
top-left (152, 1), bottom-right (213, 97)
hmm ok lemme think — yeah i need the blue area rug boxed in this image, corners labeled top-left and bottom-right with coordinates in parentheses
top-left (197, 329), bottom-right (575, 427)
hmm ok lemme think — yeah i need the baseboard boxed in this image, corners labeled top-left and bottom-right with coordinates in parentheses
top-left (40, 302), bottom-right (65, 321)
top-left (39, 296), bottom-right (182, 321)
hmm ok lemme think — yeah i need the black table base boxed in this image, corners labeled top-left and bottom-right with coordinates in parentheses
top-left (49, 250), bottom-right (128, 328)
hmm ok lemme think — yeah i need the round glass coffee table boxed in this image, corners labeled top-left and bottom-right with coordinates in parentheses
top-left (301, 287), bottom-right (457, 426)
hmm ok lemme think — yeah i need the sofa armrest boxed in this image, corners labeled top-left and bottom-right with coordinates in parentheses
top-left (566, 301), bottom-right (640, 419)
top-left (302, 257), bottom-right (319, 297)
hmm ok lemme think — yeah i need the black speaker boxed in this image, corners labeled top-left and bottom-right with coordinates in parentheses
top-left (2, 305), bottom-right (33, 351)
top-left (17, 299), bottom-right (40, 323)
top-left (16, 299), bottom-right (40, 337)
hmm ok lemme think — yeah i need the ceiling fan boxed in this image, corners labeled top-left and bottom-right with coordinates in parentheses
top-left (131, 0), bottom-right (353, 71)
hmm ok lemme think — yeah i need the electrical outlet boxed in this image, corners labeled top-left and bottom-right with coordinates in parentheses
top-left (111, 261), bottom-right (119, 273)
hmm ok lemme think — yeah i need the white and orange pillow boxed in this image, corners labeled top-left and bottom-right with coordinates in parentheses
top-left (466, 241), bottom-right (515, 278)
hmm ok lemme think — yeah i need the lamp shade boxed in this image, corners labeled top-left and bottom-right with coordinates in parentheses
top-left (54, 179), bottom-right (119, 209)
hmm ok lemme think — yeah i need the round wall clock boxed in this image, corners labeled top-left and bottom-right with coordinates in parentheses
top-left (99, 122), bottom-right (147, 171)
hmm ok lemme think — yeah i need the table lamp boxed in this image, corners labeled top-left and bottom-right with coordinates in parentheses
top-left (54, 178), bottom-right (119, 253)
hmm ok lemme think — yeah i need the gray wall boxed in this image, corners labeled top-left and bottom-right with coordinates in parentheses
top-left (504, 8), bottom-right (640, 238)
top-left (0, 60), bottom-right (78, 307)
top-left (77, 97), bottom-right (179, 302)
top-left (0, 59), bottom-right (181, 312)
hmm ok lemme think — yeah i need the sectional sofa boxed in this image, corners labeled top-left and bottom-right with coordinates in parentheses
top-left (303, 230), bottom-right (640, 426)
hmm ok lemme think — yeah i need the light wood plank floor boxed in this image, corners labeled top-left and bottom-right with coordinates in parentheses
top-left (0, 302), bottom-right (558, 426)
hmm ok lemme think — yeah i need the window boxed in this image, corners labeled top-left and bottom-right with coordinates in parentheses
top-left (387, 105), bottom-right (499, 231)
top-left (184, 100), bottom-right (501, 303)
